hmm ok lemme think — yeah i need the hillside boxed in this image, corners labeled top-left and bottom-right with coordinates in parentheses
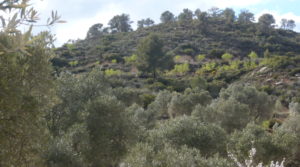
top-left (3, 2), bottom-right (300, 167)
top-left (53, 12), bottom-right (300, 73)
top-left (52, 10), bottom-right (300, 105)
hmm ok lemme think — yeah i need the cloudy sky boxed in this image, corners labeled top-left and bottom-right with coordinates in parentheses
top-left (31, 0), bottom-right (300, 46)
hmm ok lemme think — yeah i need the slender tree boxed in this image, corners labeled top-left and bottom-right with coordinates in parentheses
top-left (136, 34), bottom-right (172, 78)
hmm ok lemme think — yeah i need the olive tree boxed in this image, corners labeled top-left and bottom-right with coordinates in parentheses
top-left (0, 1), bottom-right (63, 166)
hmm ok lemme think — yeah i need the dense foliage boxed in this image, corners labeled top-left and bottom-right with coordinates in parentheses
top-left (2, 1), bottom-right (300, 167)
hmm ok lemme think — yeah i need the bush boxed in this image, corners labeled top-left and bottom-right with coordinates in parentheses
top-left (147, 116), bottom-right (227, 157)
top-left (112, 87), bottom-right (143, 106)
top-left (197, 61), bottom-right (217, 74)
top-left (140, 93), bottom-right (156, 108)
top-left (123, 143), bottom-right (233, 167)
top-left (248, 51), bottom-right (258, 60)
top-left (190, 76), bottom-right (207, 90)
top-left (279, 114), bottom-right (300, 166)
top-left (168, 89), bottom-right (212, 118)
top-left (212, 98), bottom-right (251, 133)
top-left (207, 80), bottom-right (227, 98)
top-left (219, 84), bottom-right (274, 122)
top-left (174, 55), bottom-right (181, 62)
top-left (169, 63), bottom-right (190, 75)
top-left (68, 60), bottom-right (78, 67)
top-left (193, 98), bottom-right (251, 133)
top-left (146, 90), bottom-right (173, 119)
top-left (221, 53), bottom-right (234, 61)
top-left (182, 48), bottom-right (195, 55)
top-left (197, 54), bottom-right (206, 61)
top-left (124, 54), bottom-right (138, 64)
top-left (148, 81), bottom-right (167, 91)
top-left (228, 123), bottom-right (298, 164)
top-left (84, 96), bottom-right (132, 167)
top-left (260, 56), bottom-right (291, 69)
top-left (104, 69), bottom-right (123, 76)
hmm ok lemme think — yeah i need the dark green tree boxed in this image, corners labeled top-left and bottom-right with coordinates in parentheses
top-left (108, 14), bottom-right (133, 32)
top-left (84, 96), bottom-right (132, 167)
top-left (178, 8), bottom-right (194, 24)
top-left (137, 18), bottom-right (155, 29)
top-left (160, 11), bottom-right (175, 23)
top-left (147, 116), bottom-right (227, 157)
top-left (258, 13), bottom-right (275, 33)
top-left (219, 84), bottom-right (273, 121)
top-left (222, 8), bottom-right (235, 24)
top-left (280, 19), bottom-right (296, 30)
top-left (287, 19), bottom-right (296, 30)
top-left (195, 9), bottom-right (208, 32)
top-left (208, 7), bottom-right (223, 18)
top-left (238, 10), bottom-right (255, 24)
top-left (136, 34), bottom-right (172, 78)
top-left (86, 23), bottom-right (104, 38)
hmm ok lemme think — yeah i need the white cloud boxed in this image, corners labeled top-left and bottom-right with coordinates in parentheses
top-left (211, 0), bottom-right (267, 8)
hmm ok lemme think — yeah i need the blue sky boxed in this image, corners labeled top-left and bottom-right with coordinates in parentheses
top-left (31, 0), bottom-right (300, 46)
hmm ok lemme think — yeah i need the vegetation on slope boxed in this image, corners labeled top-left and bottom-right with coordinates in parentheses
top-left (2, 1), bottom-right (300, 167)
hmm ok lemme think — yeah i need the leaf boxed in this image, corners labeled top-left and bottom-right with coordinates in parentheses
top-left (0, 16), bottom-right (6, 27)
top-left (23, 25), bottom-right (32, 42)
top-left (11, 13), bottom-right (18, 22)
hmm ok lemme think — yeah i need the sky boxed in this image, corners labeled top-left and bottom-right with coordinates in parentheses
top-left (30, 0), bottom-right (300, 46)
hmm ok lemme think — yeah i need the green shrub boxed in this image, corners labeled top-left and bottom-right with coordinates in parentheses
top-left (146, 90), bottom-right (173, 119)
top-left (243, 60), bottom-right (257, 70)
top-left (193, 97), bottom-right (251, 133)
top-left (123, 143), bottom-right (233, 167)
top-left (221, 53), bottom-right (233, 61)
top-left (174, 55), bottom-right (181, 62)
top-left (148, 82), bottom-right (167, 91)
top-left (147, 116), bottom-right (227, 157)
top-left (169, 63), bottom-right (190, 75)
top-left (248, 51), bottom-right (258, 60)
top-left (213, 98), bottom-right (251, 133)
top-left (182, 48), bottom-right (194, 55)
top-left (207, 80), bottom-right (227, 98)
top-left (65, 43), bottom-right (75, 50)
top-left (104, 69), bottom-right (122, 76)
top-left (219, 84), bottom-right (274, 122)
top-left (112, 87), bottom-right (143, 106)
top-left (190, 76), bottom-right (207, 90)
top-left (260, 56), bottom-right (290, 68)
top-left (168, 90), bottom-right (212, 118)
top-left (197, 61), bottom-right (217, 74)
top-left (69, 60), bottom-right (78, 67)
top-left (196, 54), bottom-right (206, 61)
top-left (140, 94), bottom-right (156, 108)
top-left (228, 123), bottom-right (298, 164)
top-left (124, 54), bottom-right (138, 64)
